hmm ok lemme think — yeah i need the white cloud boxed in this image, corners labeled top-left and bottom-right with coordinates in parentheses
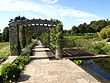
top-left (0, 0), bottom-right (13, 5)
top-left (0, 0), bottom-right (97, 18)
top-left (0, 0), bottom-right (103, 30)
top-left (41, 0), bottom-right (58, 4)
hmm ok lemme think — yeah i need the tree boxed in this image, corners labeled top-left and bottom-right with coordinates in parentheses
top-left (71, 26), bottom-right (78, 35)
top-left (2, 27), bottom-right (9, 42)
top-left (99, 25), bottom-right (110, 39)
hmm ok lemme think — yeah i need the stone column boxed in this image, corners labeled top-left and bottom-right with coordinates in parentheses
top-left (9, 25), bottom-right (20, 56)
top-left (55, 42), bottom-right (63, 59)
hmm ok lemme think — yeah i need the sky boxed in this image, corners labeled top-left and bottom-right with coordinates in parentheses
top-left (0, 0), bottom-right (110, 32)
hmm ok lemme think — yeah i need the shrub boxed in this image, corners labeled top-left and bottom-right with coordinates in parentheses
top-left (89, 42), bottom-right (110, 55)
top-left (13, 56), bottom-right (30, 70)
top-left (73, 60), bottom-right (83, 65)
top-left (28, 40), bottom-right (37, 49)
top-left (21, 47), bottom-right (31, 56)
top-left (84, 33), bottom-right (99, 39)
top-left (0, 63), bottom-right (21, 82)
top-left (100, 25), bottom-right (110, 39)
top-left (102, 44), bottom-right (110, 55)
top-left (21, 40), bottom-right (37, 56)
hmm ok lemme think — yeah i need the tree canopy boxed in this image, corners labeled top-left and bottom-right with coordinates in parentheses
top-left (71, 19), bottom-right (110, 35)
top-left (2, 27), bottom-right (9, 42)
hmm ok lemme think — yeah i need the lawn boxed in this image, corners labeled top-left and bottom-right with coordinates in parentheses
top-left (0, 42), bottom-right (10, 64)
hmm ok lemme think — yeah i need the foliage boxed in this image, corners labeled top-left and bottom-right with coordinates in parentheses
top-left (13, 56), bottom-right (30, 70)
top-left (40, 21), bottom-right (63, 54)
top-left (65, 19), bottom-right (110, 36)
top-left (2, 27), bottom-right (9, 42)
top-left (0, 50), bottom-right (10, 64)
top-left (21, 47), bottom-right (31, 56)
top-left (32, 33), bottom-right (38, 39)
top-left (73, 60), bottom-right (83, 65)
top-left (0, 63), bottom-right (21, 82)
top-left (0, 35), bottom-right (2, 42)
top-left (56, 23), bottom-right (63, 49)
top-left (9, 16), bottom-right (26, 22)
top-left (25, 28), bottom-right (32, 45)
top-left (83, 33), bottom-right (99, 39)
top-left (63, 36), bottom-right (85, 48)
top-left (40, 31), bottom-right (50, 47)
top-left (21, 40), bottom-right (37, 56)
top-left (63, 30), bottom-right (71, 36)
top-left (19, 25), bottom-right (26, 49)
top-left (0, 56), bottom-right (30, 82)
top-left (89, 42), bottom-right (110, 55)
top-left (99, 25), bottom-right (110, 39)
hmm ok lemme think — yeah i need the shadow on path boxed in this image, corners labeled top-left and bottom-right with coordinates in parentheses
top-left (17, 73), bottom-right (30, 82)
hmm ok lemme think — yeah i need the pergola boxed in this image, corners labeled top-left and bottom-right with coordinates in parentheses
top-left (9, 19), bottom-right (60, 56)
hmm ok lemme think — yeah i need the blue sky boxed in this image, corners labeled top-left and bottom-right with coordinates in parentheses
top-left (0, 0), bottom-right (110, 32)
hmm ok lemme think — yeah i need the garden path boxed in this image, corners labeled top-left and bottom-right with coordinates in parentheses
top-left (17, 40), bottom-right (100, 83)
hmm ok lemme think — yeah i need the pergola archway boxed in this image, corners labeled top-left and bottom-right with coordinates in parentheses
top-left (9, 19), bottom-right (60, 57)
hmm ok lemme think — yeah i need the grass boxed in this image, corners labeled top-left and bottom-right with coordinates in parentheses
top-left (0, 42), bottom-right (10, 64)
top-left (0, 42), bottom-right (9, 50)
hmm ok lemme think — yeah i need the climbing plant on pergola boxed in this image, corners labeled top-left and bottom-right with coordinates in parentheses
top-left (9, 18), bottom-right (63, 59)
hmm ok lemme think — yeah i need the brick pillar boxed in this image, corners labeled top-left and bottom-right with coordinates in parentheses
top-left (9, 25), bottom-right (20, 56)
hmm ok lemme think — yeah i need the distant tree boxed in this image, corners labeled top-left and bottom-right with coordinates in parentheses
top-left (71, 26), bottom-right (78, 35)
top-left (90, 20), bottom-right (107, 32)
top-left (77, 24), bottom-right (86, 33)
top-left (63, 30), bottom-right (71, 36)
top-left (0, 34), bottom-right (2, 42)
top-left (70, 19), bottom-right (110, 35)
top-left (2, 27), bottom-right (9, 42)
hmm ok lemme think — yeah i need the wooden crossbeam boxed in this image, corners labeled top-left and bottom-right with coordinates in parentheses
top-left (9, 19), bottom-right (59, 26)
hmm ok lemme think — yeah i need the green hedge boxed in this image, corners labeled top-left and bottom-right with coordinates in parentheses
top-left (0, 63), bottom-right (21, 82)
